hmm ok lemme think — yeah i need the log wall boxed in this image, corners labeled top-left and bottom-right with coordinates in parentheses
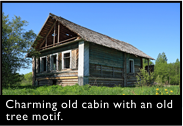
top-left (126, 54), bottom-right (142, 86)
top-left (89, 43), bottom-right (124, 86)
top-left (88, 43), bottom-right (142, 87)
top-left (35, 42), bottom-right (79, 86)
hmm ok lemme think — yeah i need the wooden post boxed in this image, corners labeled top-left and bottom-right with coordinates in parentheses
top-left (112, 67), bottom-right (114, 77)
top-left (123, 53), bottom-right (127, 87)
top-left (141, 57), bottom-right (143, 69)
top-left (78, 41), bottom-right (89, 86)
top-left (45, 37), bottom-right (47, 47)
top-left (39, 21), bottom-right (56, 49)
top-left (58, 22), bottom-right (60, 43)
top-left (32, 56), bottom-right (36, 86)
top-left (53, 23), bottom-right (56, 45)
top-left (148, 59), bottom-right (150, 75)
top-left (100, 65), bottom-right (103, 77)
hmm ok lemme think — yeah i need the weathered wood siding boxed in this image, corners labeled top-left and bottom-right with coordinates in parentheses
top-left (126, 54), bottom-right (142, 86)
top-left (89, 43), bottom-right (124, 68)
top-left (35, 42), bottom-right (79, 86)
top-left (36, 71), bottom-right (78, 86)
top-left (32, 56), bottom-right (36, 86)
top-left (40, 42), bottom-right (78, 57)
top-left (36, 58), bottom-right (40, 73)
top-left (89, 43), bottom-right (124, 86)
top-left (89, 77), bottom-right (123, 87)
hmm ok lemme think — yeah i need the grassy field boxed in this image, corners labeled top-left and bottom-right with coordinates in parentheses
top-left (2, 83), bottom-right (180, 95)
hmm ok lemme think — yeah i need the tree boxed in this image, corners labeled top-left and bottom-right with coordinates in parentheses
top-left (154, 52), bottom-right (168, 84)
top-left (24, 72), bottom-right (32, 83)
top-left (155, 52), bottom-right (168, 64)
top-left (2, 12), bottom-right (39, 86)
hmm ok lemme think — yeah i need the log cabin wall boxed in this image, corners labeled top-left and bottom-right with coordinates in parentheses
top-left (126, 54), bottom-right (142, 86)
top-left (35, 42), bottom-right (79, 86)
top-left (89, 43), bottom-right (124, 86)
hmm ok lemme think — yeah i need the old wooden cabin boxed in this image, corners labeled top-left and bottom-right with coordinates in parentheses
top-left (27, 13), bottom-right (154, 87)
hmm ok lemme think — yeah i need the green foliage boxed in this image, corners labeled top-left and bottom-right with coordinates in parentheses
top-left (156, 52), bottom-right (168, 64)
top-left (2, 12), bottom-right (40, 86)
top-left (154, 52), bottom-right (180, 85)
top-left (2, 84), bottom-right (180, 95)
top-left (136, 68), bottom-right (154, 87)
top-left (24, 72), bottom-right (32, 83)
top-left (143, 59), bottom-right (154, 69)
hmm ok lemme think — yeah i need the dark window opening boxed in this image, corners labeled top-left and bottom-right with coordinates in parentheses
top-left (64, 53), bottom-right (70, 68)
top-left (129, 60), bottom-right (133, 73)
top-left (52, 55), bottom-right (57, 70)
top-left (53, 80), bottom-right (57, 85)
top-left (42, 57), bottom-right (46, 71)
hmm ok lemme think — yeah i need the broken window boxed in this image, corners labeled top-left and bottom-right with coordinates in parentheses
top-left (129, 59), bottom-right (134, 73)
top-left (62, 50), bottom-right (71, 69)
top-left (50, 53), bottom-right (58, 71)
top-left (40, 56), bottom-right (47, 72)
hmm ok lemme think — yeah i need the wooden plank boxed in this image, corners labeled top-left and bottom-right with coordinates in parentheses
top-left (112, 67), bottom-right (114, 77)
top-left (89, 77), bottom-right (123, 81)
top-left (100, 65), bottom-right (102, 77)
top-left (53, 22), bottom-right (55, 45)
top-left (71, 49), bottom-right (77, 69)
top-left (84, 42), bottom-right (89, 77)
top-left (38, 76), bottom-right (78, 81)
top-left (32, 56), bottom-right (36, 86)
top-left (78, 41), bottom-right (84, 77)
top-left (89, 80), bottom-right (123, 83)
top-left (57, 81), bottom-right (78, 84)
top-left (127, 82), bottom-right (136, 85)
top-left (39, 21), bottom-right (56, 49)
top-left (57, 79), bottom-right (78, 82)
top-left (36, 57), bottom-right (40, 73)
top-left (40, 37), bottom-right (77, 50)
top-left (45, 37), bottom-right (47, 47)
top-left (58, 36), bottom-right (77, 44)
top-left (124, 53), bottom-right (126, 87)
top-left (47, 55), bottom-right (50, 72)
top-left (58, 22), bottom-right (60, 43)
top-left (58, 52), bottom-right (62, 71)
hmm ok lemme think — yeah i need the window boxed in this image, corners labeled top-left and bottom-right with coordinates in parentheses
top-left (40, 56), bottom-right (47, 72)
top-left (50, 53), bottom-right (58, 71)
top-left (129, 59), bottom-right (134, 73)
top-left (62, 50), bottom-right (71, 69)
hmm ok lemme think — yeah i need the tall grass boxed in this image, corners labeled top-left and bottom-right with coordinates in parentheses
top-left (2, 84), bottom-right (180, 95)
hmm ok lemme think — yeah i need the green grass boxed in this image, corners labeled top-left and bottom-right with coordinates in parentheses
top-left (2, 83), bottom-right (180, 95)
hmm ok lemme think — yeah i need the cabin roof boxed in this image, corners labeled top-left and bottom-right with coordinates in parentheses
top-left (32, 13), bottom-right (154, 60)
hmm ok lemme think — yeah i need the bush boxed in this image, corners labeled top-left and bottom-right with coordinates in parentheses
top-left (135, 68), bottom-right (154, 87)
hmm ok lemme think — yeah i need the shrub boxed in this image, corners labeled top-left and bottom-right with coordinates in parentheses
top-left (135, 68), bottom-right (154, 87)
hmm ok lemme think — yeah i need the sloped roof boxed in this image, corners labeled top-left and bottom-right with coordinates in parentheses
top-left (35, 13), bottom-right (154, 60)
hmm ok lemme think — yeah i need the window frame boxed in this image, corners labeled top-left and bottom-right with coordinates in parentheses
top-left (62, 50), bottom-right (72, 69)
top-left (40, 56), bottom-right (47, 72)
top-left (129, 59), bottom-right (134, 73)
top-left (50, 53), bottom-right (58, 71)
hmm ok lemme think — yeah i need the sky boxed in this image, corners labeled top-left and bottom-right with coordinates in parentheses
top-left (2, 2), bottom-right (180, 75)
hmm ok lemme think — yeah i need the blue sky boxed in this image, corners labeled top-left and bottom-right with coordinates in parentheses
top-left (2, 2), bottom-right (180, 75)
